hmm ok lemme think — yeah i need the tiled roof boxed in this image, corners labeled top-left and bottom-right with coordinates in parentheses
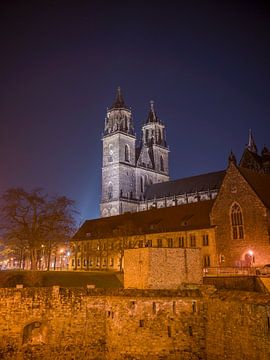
top-left (238, 167), bottom-right (270, 208)
top-left (74, 200), bottom-right (215, 240)
top-left (144, 170), bottom-right (226, 200)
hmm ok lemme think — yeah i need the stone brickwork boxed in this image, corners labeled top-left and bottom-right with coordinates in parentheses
top-left (206, 290), bottom-right (270, 360)
top-left (124, 248), bottom-right (203, 289)
top-left (0, 287), bottom-right (205, 359)
top-left (0, 286), bottom-right (270, 359)
top-left (211, 162), bottom-right (270, 266)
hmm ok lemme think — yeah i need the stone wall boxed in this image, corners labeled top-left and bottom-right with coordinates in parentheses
top-left (124, 248), bottom-right (203, 289)
top-left (0, 286), bottom-right (270, 359)
top-left (0, 287), bottom-right (205, 360)
top-left (206, 290), bottom-right (270, 360)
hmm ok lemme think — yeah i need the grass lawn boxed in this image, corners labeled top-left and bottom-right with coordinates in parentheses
top-left (0, 270), bottom-right (123, 288)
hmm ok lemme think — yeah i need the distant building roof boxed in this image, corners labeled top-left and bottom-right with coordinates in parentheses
top-left (238, 167), bottom-right (270, 208)
top-left (74, 200), bottom-right (215, 240)
top-left (144, 171), bottom-right (226, 200)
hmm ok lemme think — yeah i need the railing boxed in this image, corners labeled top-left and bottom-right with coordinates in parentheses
top-left (203, 267), bottom-right (257, 277)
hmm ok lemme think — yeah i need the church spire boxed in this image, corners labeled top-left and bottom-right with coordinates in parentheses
top-left (145, 100), bottom-right (159, 123)
top-left (247, 129), bottom-right (257, 154)
top-left (110, 86), bottom-right (127, 109)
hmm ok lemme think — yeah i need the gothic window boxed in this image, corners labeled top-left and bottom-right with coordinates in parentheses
top-left (108, 182), bottom-right (113, 200)
top-left (144, 175), bottom-right (148, 186)
top-left (140, 176), bottom-right (144, 193)
top-left (160, 156), bottom-right (164, 172)
top-left (125, 144), bottom-right (130, 162)
top-left (108, 144), bottom-right (113, 162)
top-left (231, 203), bottom-right (244, 239)
top-left (145, 129), bottom-right (149, 142)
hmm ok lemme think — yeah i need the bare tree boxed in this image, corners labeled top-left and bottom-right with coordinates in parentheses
top-left (0, 188), bottom-right (78, 270)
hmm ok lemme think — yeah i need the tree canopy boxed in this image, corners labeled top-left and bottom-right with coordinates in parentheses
top-left (0, 188), bottom-right (78, 270)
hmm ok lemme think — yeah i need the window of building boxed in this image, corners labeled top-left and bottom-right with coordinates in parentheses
top-left (179, 237), bottom-right (185, 248)
top-left (139, 240), bottom-right (143, 248)
top-left (125, 144), bottom-right (130, 162)
top-left (110, 258), bottom-right (114, 267)
top-left (231, 203), bottom-right (244, 239)
top-left (77, 259), bottom-right (80, 267)
top-left (89, 259), bottom-right (93, 266)
top-left (157, 239), bottom-right (163, 247)
top-left (103, 258), bottom-right (107, 267)
top-left (202, 234), bottom-right (209, 246)
top-left (146, 240), bottom-right (152, 247)
top-left (108, 182), bottom-right (113, 200)
top-left (83, 259), bottom-right (87, 266)
top-left (96, 259), bottom-right (100, 267)
top-left (72, 259), bottom-right (75, 267)
top-left (167, 238), bottom-right (173, 248)
top-left (190, 235), bottom-right (196, 247)
top-left (203, 255), bottom-right (211, 267)
top-left (140, 176), bottom-right (144, 193)
top-left (160, 156), bottom-right (164, 172)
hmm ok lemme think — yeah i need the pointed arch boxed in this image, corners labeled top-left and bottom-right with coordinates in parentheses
top-left (160, 156), bottom-right (164, 172)
top-left (140, 176), bottom-right (144, 193)
top-left (108, 182), bottom-right (113, 200)
top-left (125, 144), bottom-right (130, 162)
top-left (230, 203), bottom-right (244, 239)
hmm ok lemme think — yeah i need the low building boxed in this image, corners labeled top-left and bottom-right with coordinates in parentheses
top-left (71, 200), bottom-right (217, 271)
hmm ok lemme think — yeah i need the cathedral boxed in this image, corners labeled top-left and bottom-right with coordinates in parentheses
top-left (71, 89), bottom-right (270, 271)
top-left (100, 87), bottom-right (169, 217)
top-left (101, 88), bottom-right (270, 218)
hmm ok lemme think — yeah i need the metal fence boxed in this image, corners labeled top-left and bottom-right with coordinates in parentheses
top-left (203, 267), bottom-right (257, 277)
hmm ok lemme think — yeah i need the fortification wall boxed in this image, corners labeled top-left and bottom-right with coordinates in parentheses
top-left (0, 286), bottom-right (269, 359)
top-left (206, 290), bottom-right (270, 360)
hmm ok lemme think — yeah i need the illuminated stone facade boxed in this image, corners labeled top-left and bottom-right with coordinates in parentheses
top-left (211, 161), bottom-right (270, 267)
top-left (100, 89), bottom-right (169, 217)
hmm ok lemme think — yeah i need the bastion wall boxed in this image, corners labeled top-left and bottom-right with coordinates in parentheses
top-left (0, 286), bottom-right (269, 359)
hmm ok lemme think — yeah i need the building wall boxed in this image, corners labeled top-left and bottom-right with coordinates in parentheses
top-left (211, 163), bottom-right (270, 267)
top-left (124, 248), bottom-right (203, 289)
top-left (71, 227), bottom-right (217, 271)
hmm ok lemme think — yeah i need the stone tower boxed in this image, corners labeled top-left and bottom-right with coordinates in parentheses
top-left (100, 90), bottom-right (170, 217)
top-left (100, 88), bottom-right (137, 217)
top-left (136, 101), bottom-right (170, 199)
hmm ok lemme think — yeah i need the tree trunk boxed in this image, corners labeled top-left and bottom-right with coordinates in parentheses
top-left (47, 248), bottom-right (51, 271)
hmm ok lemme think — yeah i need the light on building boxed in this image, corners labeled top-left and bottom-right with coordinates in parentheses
top-left (248, 250), bottom-right (254, 256)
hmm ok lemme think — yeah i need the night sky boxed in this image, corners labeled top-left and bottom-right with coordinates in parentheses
top-left (0, 1), bottom-right (270, 222)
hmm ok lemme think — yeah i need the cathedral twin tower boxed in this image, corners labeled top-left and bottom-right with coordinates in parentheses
top-left (100, 88), bottom-right (169, 217)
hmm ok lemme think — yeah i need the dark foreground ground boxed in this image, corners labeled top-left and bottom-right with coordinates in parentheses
top-left (0, 270), bottom-right (123, 288)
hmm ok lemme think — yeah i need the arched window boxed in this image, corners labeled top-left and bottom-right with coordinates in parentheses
top-left (108, 182), bottom-right (113, 200)
top-left (160, 156), bottom-right (164, 172)
top-left (144, 175), bottom-right (148, 187)
top-left (140, 176), bottom-right (144, 193)
top-left (125, 144), bottom-right (130, 162)
top-left (231, 203), bottom-right (244, 239)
